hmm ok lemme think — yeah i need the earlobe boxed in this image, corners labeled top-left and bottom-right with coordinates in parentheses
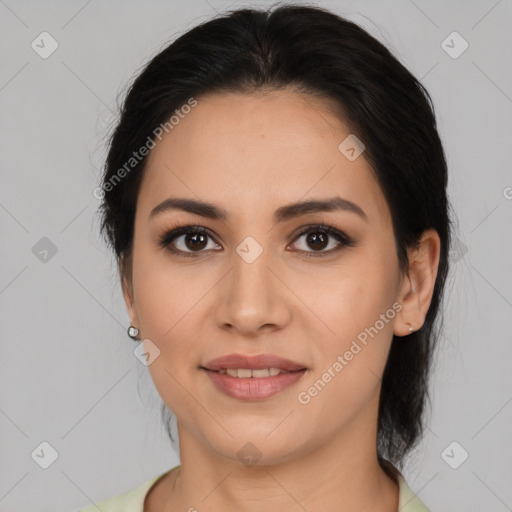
top-left (393, 272), bottom-right (421, 337)
top-left (393, 229), bottom-right (441, 337)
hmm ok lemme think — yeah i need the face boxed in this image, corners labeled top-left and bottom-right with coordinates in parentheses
top-left (123, 89), bottom-right (410, 465)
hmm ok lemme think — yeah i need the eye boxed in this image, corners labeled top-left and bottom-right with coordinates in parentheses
top-left (158, 224), bottom-right (222, 257)
top-left (158, 222), bottom-right (354, 258)
top-left (288, 223), bottom-right (354, 258)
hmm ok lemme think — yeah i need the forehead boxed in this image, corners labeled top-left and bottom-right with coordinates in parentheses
top-left (138, 89), bottom-right (389, 226)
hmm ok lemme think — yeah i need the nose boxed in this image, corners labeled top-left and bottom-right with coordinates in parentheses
top-left (213, 248), bottom-right (292, 336)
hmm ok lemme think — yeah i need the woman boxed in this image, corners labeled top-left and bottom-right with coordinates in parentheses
top-left (80, 3), bottom-right (452, 511)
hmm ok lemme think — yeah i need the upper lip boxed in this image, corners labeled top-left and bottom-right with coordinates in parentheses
top-left (202, 353), bottom-right (307, 372)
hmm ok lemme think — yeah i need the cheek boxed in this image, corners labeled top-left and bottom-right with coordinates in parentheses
top-left (294, 254), bottom-right (398, 342)
top-left (131, 247), bottom-right (205, 392)
top-left (297, 311), bottom-right (395, 431)
top-left (131, 246), bottom-right (196, 338)
top-left (297, 249), bottom-right (398, 396)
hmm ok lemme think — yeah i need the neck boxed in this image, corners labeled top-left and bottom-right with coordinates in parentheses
top-left (153, 394), bottom-right (399, 511)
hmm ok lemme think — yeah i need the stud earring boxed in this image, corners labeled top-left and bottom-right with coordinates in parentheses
top-left (127, 325), bottom-right (140, 341)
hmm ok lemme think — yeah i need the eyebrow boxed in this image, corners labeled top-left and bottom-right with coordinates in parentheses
top-left (149, 196), bottom-right (368, 223)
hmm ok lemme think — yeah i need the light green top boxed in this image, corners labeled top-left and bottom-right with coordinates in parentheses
top-left (78, 463), bottom-right (430, 512)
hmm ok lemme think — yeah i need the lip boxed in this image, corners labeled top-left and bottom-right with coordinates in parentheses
top-left (201, 353), bottom-right (308, 401)
top-left (203, 353), bottom-right (307, 372)
top-left (202, 368), bottom-right (307, 400)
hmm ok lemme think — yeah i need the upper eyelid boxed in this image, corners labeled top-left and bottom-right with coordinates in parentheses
top-left (161, 223), bottom-right (350, 250)
top-left (164, 223), bottom-right (344, 238)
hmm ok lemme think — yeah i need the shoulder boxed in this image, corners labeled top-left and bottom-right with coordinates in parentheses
top-left (381, 458), bottom-right (431, 512)
top-left (397, 472), bottom-right (431, 512)
top-left (77, 467), bottom-right (178, 512)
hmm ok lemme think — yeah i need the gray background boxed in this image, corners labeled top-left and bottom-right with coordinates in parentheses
top-left (1, 0), bottom-right (511, 511)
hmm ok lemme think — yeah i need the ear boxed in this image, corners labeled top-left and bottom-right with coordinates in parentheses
top-left (120, 253), bottom-right (139, 328)
top-left (394, 228), bottom-right (441, 337)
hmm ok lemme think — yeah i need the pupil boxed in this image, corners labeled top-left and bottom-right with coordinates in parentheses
top-left (307, 232), bottom-right (328, 250)
top-left (183, 231), bottom-right (329, 252)
top-left (186, 233), bottom-right (207, 251)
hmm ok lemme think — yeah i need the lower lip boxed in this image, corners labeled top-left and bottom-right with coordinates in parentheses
top-left (202, 369), bottom-right (307, 400)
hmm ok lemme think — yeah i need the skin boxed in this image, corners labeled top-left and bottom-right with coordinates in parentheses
top-left (121, 88), bottom-right (441, 512)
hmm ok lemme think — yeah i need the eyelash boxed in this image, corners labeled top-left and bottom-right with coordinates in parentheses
top-left (157, 222), bottom-right (354, 259)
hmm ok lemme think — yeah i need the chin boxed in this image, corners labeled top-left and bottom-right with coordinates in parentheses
top-left (206, 429), bottom-right (310, 468)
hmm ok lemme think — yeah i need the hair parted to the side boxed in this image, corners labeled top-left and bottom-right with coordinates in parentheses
top-left (98, 3), bottom-right (453, 473)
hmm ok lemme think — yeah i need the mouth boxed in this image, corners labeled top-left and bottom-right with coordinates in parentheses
top-left (202, 353), bottom-right (307, 373)
top-left (201, 367), bottom-right (307, 400)
top-left (201, 367), bottom-right (305, 378)
top-left (200, 354), bottom-right (308, 400)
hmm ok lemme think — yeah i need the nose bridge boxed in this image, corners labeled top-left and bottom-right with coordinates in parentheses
top-left (214, 240), bottom-right (290, 332)
top-left (230, 243), bottom-right (275, 310)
